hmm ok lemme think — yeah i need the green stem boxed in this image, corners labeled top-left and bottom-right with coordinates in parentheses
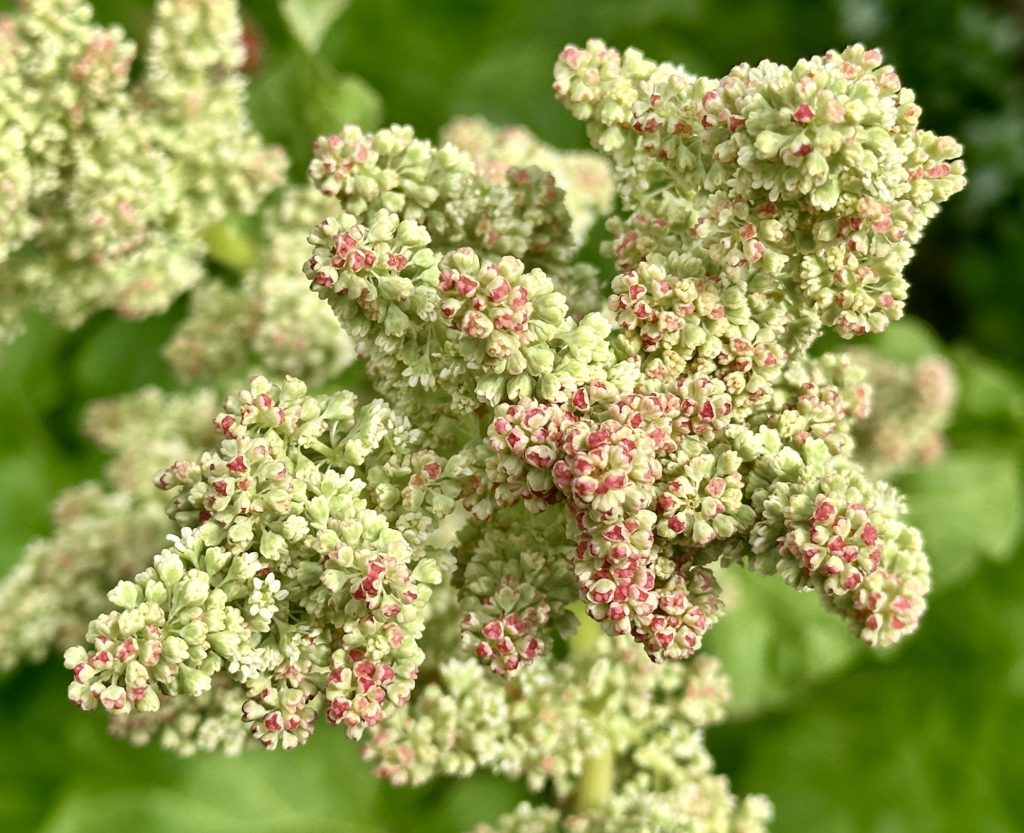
top-left (307, 438), bottom-right (346, 468)
top-left (567, 601), bottom-right (615, 815)
top-left (574, 746), bottom-right (615, 815)
top-left (202, 219), bottom-right (258, 273)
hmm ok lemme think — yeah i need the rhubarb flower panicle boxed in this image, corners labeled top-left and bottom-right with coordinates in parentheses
top-left (47, 37), bottom-right (965, 832)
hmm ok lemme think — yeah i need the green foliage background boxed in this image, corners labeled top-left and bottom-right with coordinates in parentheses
top-left (1, 0), bottom-right (1022, 830)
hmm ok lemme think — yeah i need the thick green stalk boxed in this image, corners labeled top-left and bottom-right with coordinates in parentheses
top-left (567, 601), bottom-right (615, 814)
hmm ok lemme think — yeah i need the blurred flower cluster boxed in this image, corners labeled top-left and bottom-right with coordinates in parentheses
top-left (0, 0), bottom-right (285, 339)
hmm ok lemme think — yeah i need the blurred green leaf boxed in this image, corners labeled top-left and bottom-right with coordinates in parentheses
top-left (706, 571), bottom-right (862, 716)
top-left (901, 449), bottom-right (1023, 588)
top-left (858, 316), bottom-right (945, 363)
top-left (70, 314), bottom-right (179, 399)
top-left (249, 50), bottom-right (382, 176)
top-left (949, 346), bottom-right (1024, 437)
top-left (203, 219), bottom-right (260, 274)
top-left (279, 0), bottom-right (351, 52)
top-left (302, 72), bottom-right (381, 138)
top-left (710, 554), bottom-right (1024, 833)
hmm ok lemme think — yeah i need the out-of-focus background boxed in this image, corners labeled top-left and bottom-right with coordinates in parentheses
top-left (1, 1), bottom-right (1023, 831)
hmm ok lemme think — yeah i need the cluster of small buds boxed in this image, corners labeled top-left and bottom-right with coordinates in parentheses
top-left (308, 125), bottom-right (572, 268)
top-left (738, 423), bottom-right (931, 642)
top-left (440, 115), bottom-right (614, 244)
top-left (108, 672), bottom-right (251, 756)
top-left (460, 587), bottom-right (546, 675)
top-left (364, 619), bottom-right (732, 797)
top-left (456, 507), bottom-right (578, 675)
top-left (827, 520), bottom-right (930, 647)
top-left (139, 0), bottom-right (285, 220)
top-left (324, 546), bottom-right (436, 736)
top-left (656, 450), bottom-right (754, 547)
top-left (0, 0), bottom-right (284, 341)
top-left (607, 252), bottom-right (787, 406)
top-left (165, 187), bottom-right (356, 387)
top-left (766, 469), bottom-right (888, 594)
top-left (756, 352), bottom-right (872, 456)
top-left (0, 388), bottom-right (220, 672)
top-left (486, 398), bottom-right (579, 510)
top-left (851, 351), bottom-right (958, 478)
top-left (487, 378), bottom-right (743, 661)
top-left (556, 401), bottom-right (686, 647)
top-left (308, 123), bottom-right (607, 318)
top-left (65, 377), bottom-right (442, 747)
top-left (243, 632), bottom-right (329, 750)
top-left (554, 40), bottom-right (965, 343)
top-left (437, 249), bottom-right (572, 388)
top-left (0, 17), bottom-right (36, 268)
top-left (306, 204), bottom-right (615, 415)
top-left (304, 207), bottom-right (448, 407)
top-left (478, 787), bottom-right (772, 833)
top-left (363, 433), bottom-right (453, 526)
top-left (479, 333), bottom-right (936, 658)
top-left (63, 532), bottom-right (233, 715)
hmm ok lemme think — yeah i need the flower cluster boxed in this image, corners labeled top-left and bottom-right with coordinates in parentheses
top-left (370, 608), bottom-right (772, 832)
top-left (65, 377), bottom-right (443, 749)
top-left (46, 38), bottom-right (963, 831)
top-left (478, 789), bottom-right (772, 833)
top-left (304, 204), bottom-right (615, 415)
top-left (440, 115), bottom-right (614, 245)
top-left (850, 351), bottom-right (957, 478)
top-left (0, 0), bottom-right (284, 340)
top-left (367, 618), bottom-right (729, 792)
top-left (164, 187), bottom-right (357, 388)
top-left (0, 387), bottom-right (220, 672)
top-left (555, 41), bottom-right (965, 342)
top-left (488, 384), bottom-right (732, 661)
top-left (455, 506), bottom-right (578, 675)
top-left (307, 123), bottom-right (608, 321)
